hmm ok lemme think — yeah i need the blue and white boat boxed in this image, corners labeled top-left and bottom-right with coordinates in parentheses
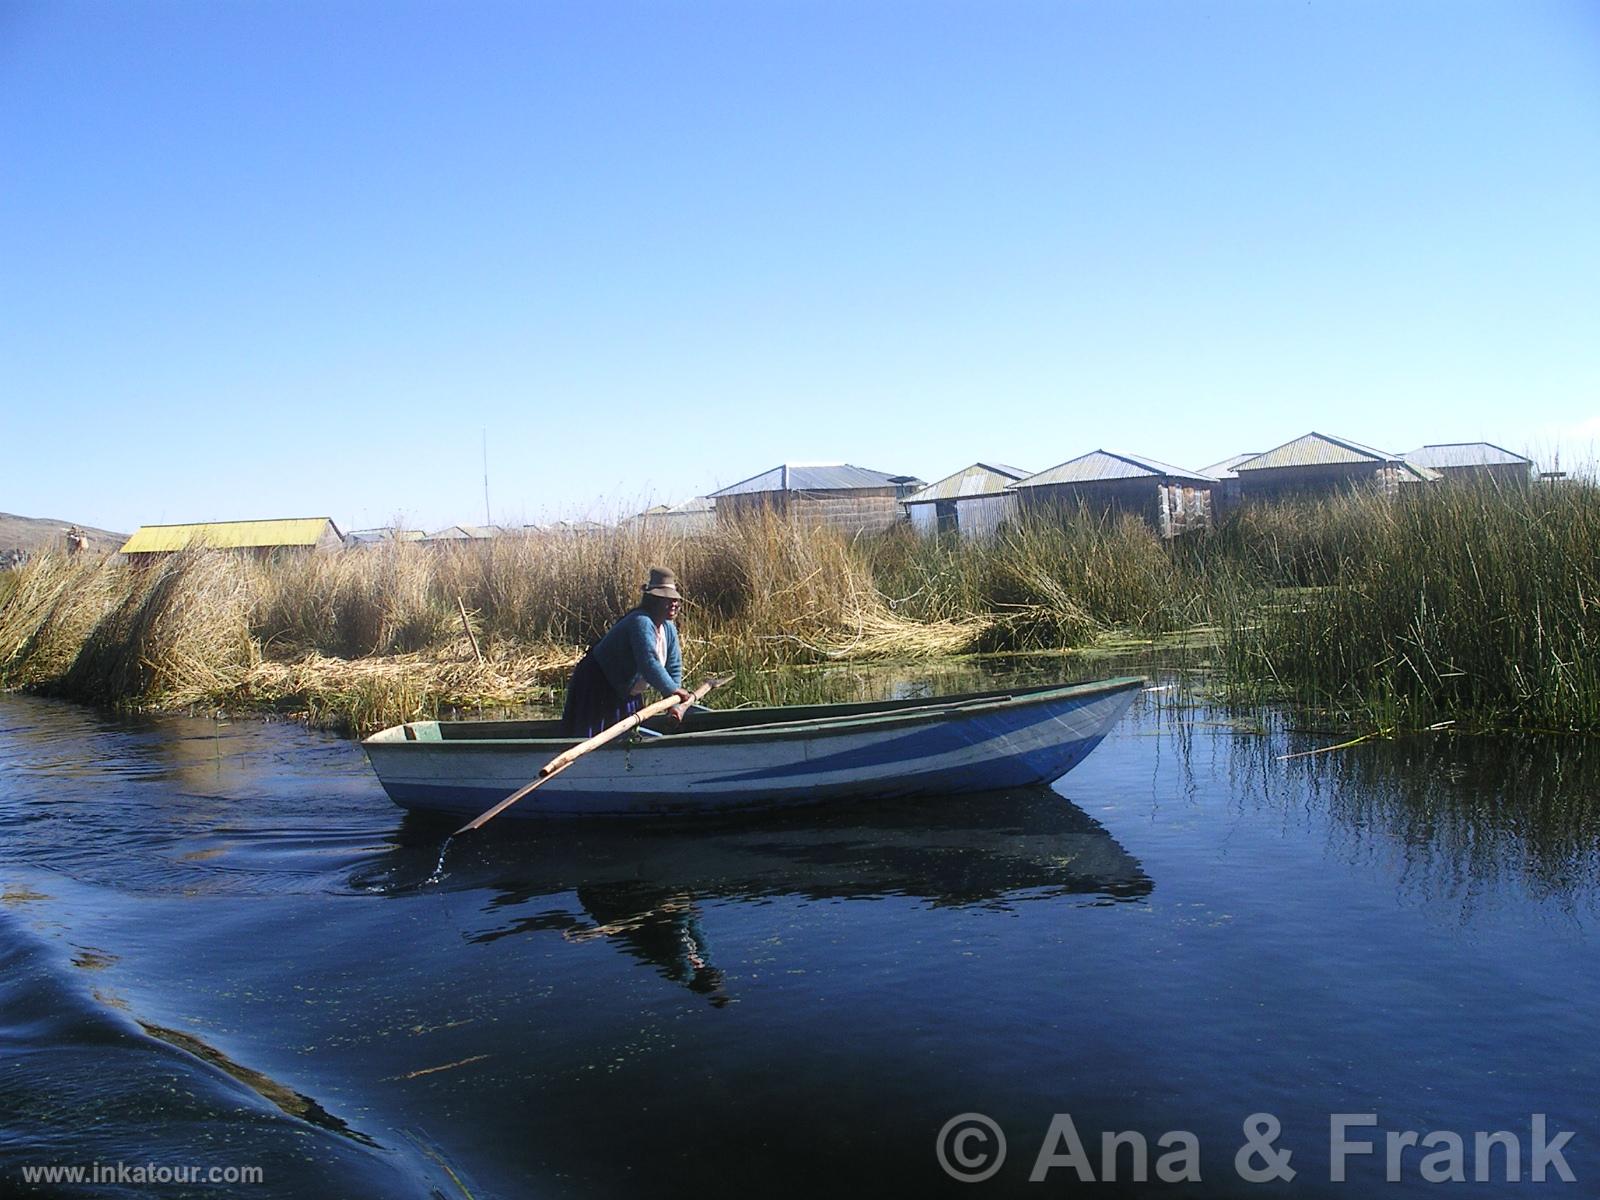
top-left (362, 677), bottom-right (1144, 820)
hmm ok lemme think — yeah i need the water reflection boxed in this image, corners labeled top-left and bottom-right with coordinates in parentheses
top-left (1228, 722), bottom-right (1600, 913)
top-left (360, 789), bottom-right (1153, 1001)
top-left (564, 886), bottom-right (732, 1004)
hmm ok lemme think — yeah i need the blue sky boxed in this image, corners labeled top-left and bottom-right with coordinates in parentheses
top-left (4, 1), bottom-right (1598, 534)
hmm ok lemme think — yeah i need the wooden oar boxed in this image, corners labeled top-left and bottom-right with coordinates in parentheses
top-left (452, 675), bottom-right (733, 835)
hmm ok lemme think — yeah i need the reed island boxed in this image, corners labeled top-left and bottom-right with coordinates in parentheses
top-left (2, 482), bottom-right (1596, 737)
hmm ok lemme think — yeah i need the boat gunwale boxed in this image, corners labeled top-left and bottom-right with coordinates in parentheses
top-left (364, 676), bottom-right (1146, 752)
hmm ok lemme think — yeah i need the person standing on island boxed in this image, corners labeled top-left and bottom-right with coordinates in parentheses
top-left (561, 568), bottom-right (692, 737)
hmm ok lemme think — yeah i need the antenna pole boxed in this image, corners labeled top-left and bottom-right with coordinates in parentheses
top-left (482, 428), bottom-right (491, 526)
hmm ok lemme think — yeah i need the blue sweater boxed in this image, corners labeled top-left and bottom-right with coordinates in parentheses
top-left (590, 610), bottom-right (682, 698)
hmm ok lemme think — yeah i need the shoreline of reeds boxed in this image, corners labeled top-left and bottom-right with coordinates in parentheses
top-left (2, 481), bottom-right (1596, 736)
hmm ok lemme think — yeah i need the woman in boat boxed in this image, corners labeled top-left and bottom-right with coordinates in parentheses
top-left (561, 567), bottom-right (692, 737)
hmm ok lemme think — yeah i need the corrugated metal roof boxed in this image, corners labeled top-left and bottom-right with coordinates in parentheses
top-left (346, 528), bottom-right (424, 544)
top-left (1403, 443), bottom-right (1531, 469)
top-left (550, 520), bottom-right (608, 533)
top-left (709, 463), bottom-right (923, 497)
top-left (622, 497), bottom-right (714, 525)
top-left (1235, 432), bottom-right (1399, 471)
top-left (905, 463), bottom-right (1034, 504)
top-left (1197, 452), bottom-right (1260, 480)
top-left (1013, 450), bottom-right (1217, 488)
top-left (426, 525), bottom-right (505, 540)
top-left (1396, 461), bottom-right (1443, 483)
top-left (120, 518), bottom-right (339, 554)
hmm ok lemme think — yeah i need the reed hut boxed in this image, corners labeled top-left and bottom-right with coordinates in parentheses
top-left (709, 463), bottom-right (925, 534)
top-left (1011, 451), bottom-right (1216, 537)
top-left (904, 464), bottom-right (1031, 540)
top-left (119, 517), bottom-right (344, 561)
top-left (1403, 443), bottom-right (1533, 486)
top-left (1232, 433), bottom-right (1434, 501)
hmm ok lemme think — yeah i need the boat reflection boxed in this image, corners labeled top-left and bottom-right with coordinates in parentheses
top-left (372, 788), bottom-right (1152, 1002)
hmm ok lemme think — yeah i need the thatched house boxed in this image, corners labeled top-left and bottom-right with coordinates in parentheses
top-left (904, 463), bottom-right (1031, 540)
top-left (119, 517), bottom-right (344, 561)
top-left (1011, 451), bottom-right (1216, 537)
top-left (1403, 443), bottom-right (1533, 486)
top-left (709, 463), bottom-right (925, 534)
top-left (1233, 433), bottom-right (1437, 501)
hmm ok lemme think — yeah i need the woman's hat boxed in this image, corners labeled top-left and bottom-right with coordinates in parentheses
top-left (642, 567), bottom-right (682, 600)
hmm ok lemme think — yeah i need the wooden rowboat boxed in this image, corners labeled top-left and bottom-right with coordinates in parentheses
top-left (362, 676), bottom-right (1144, 820)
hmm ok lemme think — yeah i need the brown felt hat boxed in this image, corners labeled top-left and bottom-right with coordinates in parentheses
top-left (642, 567), bottom-right (682, 600)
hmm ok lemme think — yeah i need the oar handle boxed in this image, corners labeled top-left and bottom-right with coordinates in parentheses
top-left (538, 692), bottom-right (684, 777)
top-left (452, 674), bottom-right (732, 835)
top-left (669, 674), bottom-right (725, 722)
top-left (542, 674), bottom-right (730, 774)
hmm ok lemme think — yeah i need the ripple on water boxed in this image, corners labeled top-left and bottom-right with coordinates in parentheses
top-left (0, 907), bottom-right (456, 1198)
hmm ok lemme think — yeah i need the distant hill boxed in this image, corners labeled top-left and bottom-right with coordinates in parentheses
top-left (0, 512), bottom-right (127, 558)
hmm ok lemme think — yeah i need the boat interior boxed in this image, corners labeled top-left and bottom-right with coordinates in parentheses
top-left (366, 678), bottom-right (1141, 744)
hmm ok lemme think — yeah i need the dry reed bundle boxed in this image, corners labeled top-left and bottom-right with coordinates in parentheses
top-left (246, 644), bottom-right (578, 733)
top-left (766, 606), bottom-right (987, 660)
top-left (437, 529), bottom-right (650, 648)
top-left (58, 549), bottom-right (256, 707)
top-left (0, 554), bottom-right (124, 687)
top-left (249, 543), bottom-right (455, 657)
top-left (677, 511), bottom-right (970, 665)
top-left (430, 512), bottom-right (980, 668)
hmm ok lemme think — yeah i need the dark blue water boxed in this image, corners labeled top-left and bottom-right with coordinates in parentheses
top-left (1, 674), bottom-right (1597, 1197)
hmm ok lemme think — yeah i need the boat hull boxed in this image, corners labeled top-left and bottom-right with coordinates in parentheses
top-left (363, 677), bottom-right (1143, 819)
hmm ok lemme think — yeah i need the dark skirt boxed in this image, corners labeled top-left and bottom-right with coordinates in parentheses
top-left (561, 653), bottom-right (643, 738)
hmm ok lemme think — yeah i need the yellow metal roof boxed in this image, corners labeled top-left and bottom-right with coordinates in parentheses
top-left (120, 518), bottom-right (338, 554)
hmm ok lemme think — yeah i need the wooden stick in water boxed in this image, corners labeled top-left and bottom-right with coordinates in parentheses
top-left (452, 675), bottom-right (732, 835)
top-left (457, 595), bottom-right (483, 664)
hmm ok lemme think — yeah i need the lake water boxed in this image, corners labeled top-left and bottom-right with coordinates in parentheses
top-left (2, 662), bottom-right (1597, 1197)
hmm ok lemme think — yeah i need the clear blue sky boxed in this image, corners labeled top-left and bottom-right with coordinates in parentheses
top-left (4, 1), bottom-right (1598, 534)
